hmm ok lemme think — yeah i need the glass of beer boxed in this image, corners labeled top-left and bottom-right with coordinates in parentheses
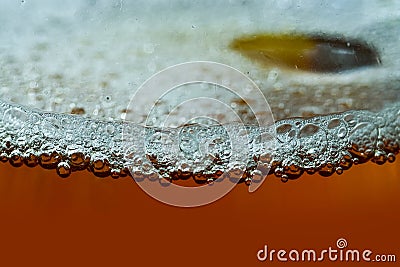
top-left (0, 1), bottom-right (398, 266)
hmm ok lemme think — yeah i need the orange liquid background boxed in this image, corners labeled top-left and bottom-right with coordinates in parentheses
top-left (0, 161), bottom-right (398, 266)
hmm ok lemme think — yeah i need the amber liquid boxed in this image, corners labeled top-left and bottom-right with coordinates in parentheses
top-left (0, 161), bottom-right (398, 266)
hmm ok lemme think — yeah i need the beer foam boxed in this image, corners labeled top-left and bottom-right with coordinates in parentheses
top-left (0, 1), bottom-right (399, 181)
top-left (0, 99), bottom-right (398, 181)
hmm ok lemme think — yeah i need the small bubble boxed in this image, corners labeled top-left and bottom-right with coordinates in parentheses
top-left (9, 151), bottom-right (23, 167)
top-left (347, 120), bottom-right (357, 127)
top-left (387, 153), bottom-right (396, 163)
top-left (57, 162), bottom-right (71, 178)
top-left (207, 178), bottom-right (214, 185)
top-left (337, 127), bottom-right (347, 138)
top-left (281, 175), bottom-right (289, 183)
top-left (41, 117), bottom-right (60, 138)
top-left (244, 177), bottom-right (252, 186)
top-left (372, 150), bottom-right (387, 165)
top-left (299, 124), bottom-right (319, 138)
top-left (93, 159), bottom-right (104, 170)
top-left (335, 167), bottom-right (343, 175)
top-left (23, 152), bottom-right (38, 167)
top-left (318, 163), bottom-right (335, 177)
top-left (106, 124), bottom-right (115, 134)
top-left (274, 167), bottom-right (283, 177)
top-left (259, 153), bottom-right (272, 164)
top-left (328, 118), bottom-right (341, 129)
top-left (110, 169), bottom-right (120, 179)
top-left (177, 161), bottom-right (191, 173)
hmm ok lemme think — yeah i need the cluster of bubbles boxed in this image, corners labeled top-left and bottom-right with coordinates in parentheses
top-left (273, 104), bottom-right (399, 182)
top-left (0, 99), bottom-right (398, 184)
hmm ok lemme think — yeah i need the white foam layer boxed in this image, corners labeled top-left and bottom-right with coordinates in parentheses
top-left (0, 0), bottom-right (399, 121)
top-left (0, 1), bottom-right (399, 180)
top-left (0, 99), bottom-right (398, 180)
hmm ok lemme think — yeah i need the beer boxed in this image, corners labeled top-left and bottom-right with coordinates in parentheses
top-left (0, 1), bottom-right (398, 266)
